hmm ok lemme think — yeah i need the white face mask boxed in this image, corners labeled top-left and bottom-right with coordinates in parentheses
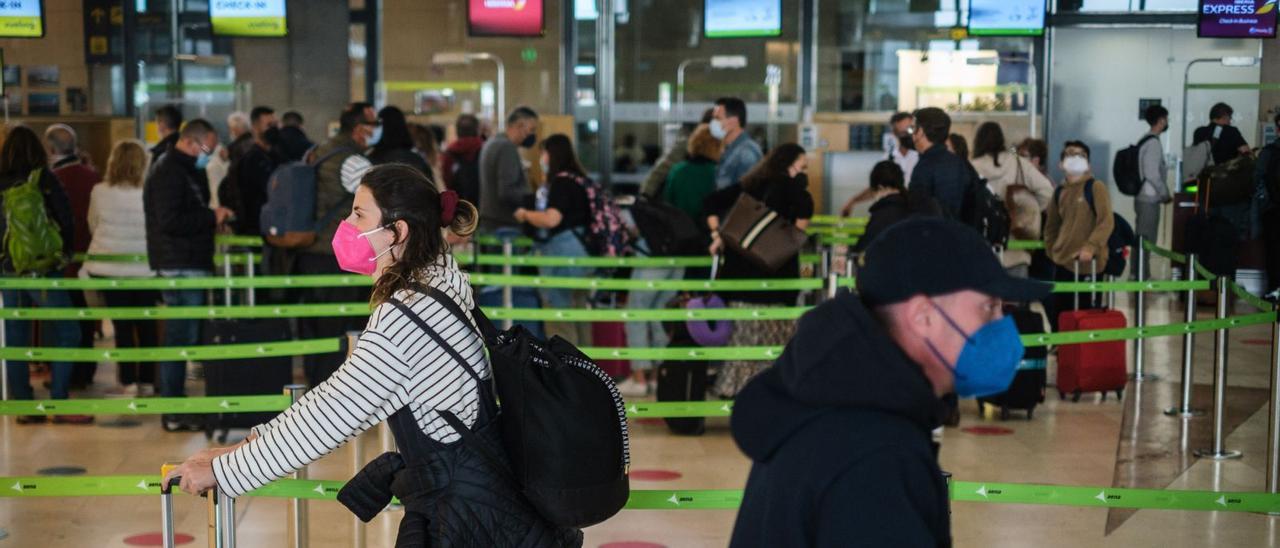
top-left (709, 119), bottom-right (728, 140)
top-left (1062, 156), bottom-right (1090, 177)
top-left (540, 158), bottom-right (551, 174)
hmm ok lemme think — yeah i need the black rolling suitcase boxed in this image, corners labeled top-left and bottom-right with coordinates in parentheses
top-left (656, 295), bottom-right (709, 436)
top-left (978, 307), bottom-right (1047, 420)
top-left (202, 318), bottom-right (294, 443)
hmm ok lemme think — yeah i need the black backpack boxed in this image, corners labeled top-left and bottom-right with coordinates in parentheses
top-left (959, 165), bottom-right (1011, 247)
top-left (447, 151), bottom-right (481, 206)
top-left (409, 286), bottom-right (631, 529)
top-left (1113, 135), bottom-right (1158, 197)
top-left (1053, 180), bottom-right (1135, 277)
top-left (629, 196), bottom-right (708, 256)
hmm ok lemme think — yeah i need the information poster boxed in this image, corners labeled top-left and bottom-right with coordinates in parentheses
top-left (968, 0), bottom-right (1045, 36)
top-left (1198, 0), bottom-right (1277, 38)
top-left (469, 0), bottom-right (544, 37)
top-left (209, 0), bottom-right (287, 37)
top-left (705, 0), bottom-right (781, 38)
top-left (0, 0), bottom-right (44, 38)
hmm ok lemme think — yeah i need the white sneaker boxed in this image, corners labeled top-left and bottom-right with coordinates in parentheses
top-left (615, 377), bottom-right (649, 398)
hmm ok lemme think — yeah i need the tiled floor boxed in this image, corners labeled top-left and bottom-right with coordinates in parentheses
top-left (3, 290), bottom-right (1280, 547)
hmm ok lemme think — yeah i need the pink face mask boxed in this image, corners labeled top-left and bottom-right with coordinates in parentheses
top-left (332, 221), bottom-right (391, 275)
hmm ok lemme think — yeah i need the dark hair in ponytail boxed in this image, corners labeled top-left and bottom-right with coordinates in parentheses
top-left (362, 164), bottom-right (478, 306)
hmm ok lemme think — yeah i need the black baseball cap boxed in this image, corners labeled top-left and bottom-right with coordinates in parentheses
top-left (857, 217), bottom-right (1052, 306)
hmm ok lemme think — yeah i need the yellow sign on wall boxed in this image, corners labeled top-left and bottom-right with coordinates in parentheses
top-left (0, 0), bottom-right (45, 38)
top-left (209, 0), bottom-right (287, 38)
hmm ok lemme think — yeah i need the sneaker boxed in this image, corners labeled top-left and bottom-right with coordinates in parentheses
top-left (52, 415), bottom-right (94, 425)
top-left (138, 384), bottom-right (156, 397)
top-left (615, 377), bottom-right (650, 398)
top-left (162, 414), bottom-right (204, 432)
top-left (15, 415), bottom-right (48, 425)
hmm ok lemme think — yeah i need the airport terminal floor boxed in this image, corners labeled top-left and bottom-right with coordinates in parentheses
top-left (4, 273), bottom-right (1280, 547)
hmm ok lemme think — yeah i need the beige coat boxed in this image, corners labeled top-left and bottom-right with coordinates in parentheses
top-left (972, 151), bottom-right (1055, 268)
top-left (1044, 177), bottom-right (1114, 274)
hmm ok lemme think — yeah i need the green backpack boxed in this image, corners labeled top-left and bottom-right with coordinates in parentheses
top-left (3, 169), bottom-right (64, 274)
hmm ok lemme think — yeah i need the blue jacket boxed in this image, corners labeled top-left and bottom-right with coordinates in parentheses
top-left (909, 145), bottom-right (972, 217)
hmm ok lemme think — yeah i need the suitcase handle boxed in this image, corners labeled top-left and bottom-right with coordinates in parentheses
top-left (1073, 258), bottom-right (1098, 310)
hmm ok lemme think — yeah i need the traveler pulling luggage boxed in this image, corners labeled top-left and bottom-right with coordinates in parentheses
top-left (978, 306), bottom-right (1048, 420)
top-left (656, 293), bottom-right (712, 436)
top-left (1056, 259), bottom-right (1127, 402)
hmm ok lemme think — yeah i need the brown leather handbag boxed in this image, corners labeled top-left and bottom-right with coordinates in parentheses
top-left (719, 192), bottom-right (809, 272)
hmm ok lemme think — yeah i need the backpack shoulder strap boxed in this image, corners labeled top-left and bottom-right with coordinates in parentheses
top-left (416, 284), bottom-right (500, 342)
top-left (1083, 179), bottom-right (1098, 216)
top-left (385, 296), bottom-right (486, 387)
top-left (310, 146), bottom-right (354, 169)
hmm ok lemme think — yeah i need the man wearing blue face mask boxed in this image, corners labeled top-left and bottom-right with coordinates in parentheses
top-left (729, 217), bottom-right (1050, 548)
top-left (712, 97), bottom-right (762, 190)
top-left (143, 119), bottom-right (235, 429)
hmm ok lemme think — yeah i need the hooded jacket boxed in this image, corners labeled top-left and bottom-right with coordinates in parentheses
top-left (729, 292), bottom-right (951, 548)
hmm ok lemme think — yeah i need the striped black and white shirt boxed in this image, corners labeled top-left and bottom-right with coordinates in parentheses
top-left (212, 254), bottom-right (488, 498)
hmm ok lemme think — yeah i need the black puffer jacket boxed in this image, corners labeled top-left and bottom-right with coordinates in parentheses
top-left (143, 150), bottom-right (216, 271)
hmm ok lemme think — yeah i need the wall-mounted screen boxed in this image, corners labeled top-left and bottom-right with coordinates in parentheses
top-left (0, 0), bottom-right (44, 38)
top-left (968, 0), bottom-right (1045, 37)
top-left (1198, 0), bottom-right (1277, 39)
top-left (209, 0), bottom-right (287, 37)
top-left (705, 0), bottom-right (782, 39)
top-left (469, 0), bottom-right (545, 37)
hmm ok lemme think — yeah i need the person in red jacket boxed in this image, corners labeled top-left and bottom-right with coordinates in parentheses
top-left (45, 124), bottom-right (103, 388)
top-left (440, 113), bottom-right (485, 205)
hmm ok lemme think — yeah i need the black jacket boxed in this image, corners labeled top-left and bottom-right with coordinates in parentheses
top-left (277, 126), bottom-right (314, 163)
top-left (222, 135), bottom-right (280, 236)
top-left (729, 293), bottom-right (951, 548)
top-left (150, 133), bottom-right (180, 165)
top-left (853, 191), bottom-right (944, 253)
top-left (0, 168), bottom-right (75, 274)
top-left (909, 145), bottom-right (971, 217)
top-left (144, 150), bottom-right (216, 271)
top-left (368, 146), bottom-right (433, 183)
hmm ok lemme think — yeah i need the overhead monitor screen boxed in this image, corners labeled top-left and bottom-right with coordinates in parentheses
top-left (967, 0), bottom-right (1045, 36)
top-left (0, 0), bottom-right (44, 38)
top-left (705, 0), bottom-right (782, 39)
top-left (1198, 0), bottom-right (1277, 39)
top-left (469, 0), bottom-right (545, 37)
top-left (209, 0), bottom-right (287, 37)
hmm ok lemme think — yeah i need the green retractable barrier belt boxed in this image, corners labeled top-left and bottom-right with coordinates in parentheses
top-left (1005, 240), bottom-right (1045, 251)
top-left (0, 398), bottom-right (729, 418)
top-left (1049, 280), bottom-right (1209, 294)
top-left (0, 338), bottom-right (340, 362)
top-left (5, 476), bottom-right (1280, 514)
top-left (0, 395), bottom-right (291, 416)
top-left (0, 304), bottom-right (811, 322)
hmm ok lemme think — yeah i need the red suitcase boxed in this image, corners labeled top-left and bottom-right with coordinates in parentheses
top-left (592, 321), bottom-right (631, 379)
top-left (1056, 260), bottom-right (1127, 402)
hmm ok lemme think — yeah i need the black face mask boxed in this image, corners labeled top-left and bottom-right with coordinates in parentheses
top-left (899, 135), bottom-right (915, 151)
top-left (521, 134), bottom-right (537, 148)
top-left (793, 173), bottom-right (809, 187)
top-left (263, 126), bottom-right (282, 145)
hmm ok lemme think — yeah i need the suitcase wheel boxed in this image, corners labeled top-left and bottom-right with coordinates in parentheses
top-left (1026, 408), bottom-right (1035, 421)
top-left (999, 408), bottom-right (1011, 421)
top-left (1116, 389), bottom-right (1124, 401)
top-left (1058, 391), bottom-right (1067, 401)
top-left (1101, 392), bottom-right (1107, 402)
top-left (1071, 390), bottom-right (1082, 403)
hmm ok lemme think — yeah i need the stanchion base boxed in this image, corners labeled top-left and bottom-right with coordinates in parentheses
top-left (1192, 449), bottom-right (1243, 460)
top-left (1131, 373), bottom-right (1160, 382)
top-left (1163, 407), bottom-right (1207, 417)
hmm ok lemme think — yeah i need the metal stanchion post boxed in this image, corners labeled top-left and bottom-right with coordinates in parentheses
top-left (823, 247), bottom-right (836, 300)
top-left (1196, 277), bottom-right (1242, 460)
top-left (1, 291), bottom-right (7, 402)
top-left (286, 384), bottom-right (309, 548)
top-left (222, 248), bottom-right (233, 307)
top-left (1166, 253), bottom-right (1206, 417)
top-left (245, 251), bottom-right (256, 307)
top-left (1133, 241), bottom-right (1156, 381)
top-left (1267, 305), bottom-right (1280, 494)
top-left (501, 239), bottom-right (513, 330)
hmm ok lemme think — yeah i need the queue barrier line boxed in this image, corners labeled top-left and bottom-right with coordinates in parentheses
top-left (1005, 240), bottom-right (1045, 251)
top-left (5, 310), bottom-right (1272, 363)
top-left (0, 395), bottom-right (292, 416)
top-left (214, 235), bottom-right (265, 248)
top-left (74, 253), bottom-right (260, 266)
top-left (0, 338), bottom-right (340, 363)
top-left (1143, 240), bottom-right (1187, 264)
top-left (0, 274), bottom-right (852, 292)
top-left (808, 214), bottom-right (869, 226)
top-left (0, 274), bottom-right (1213, 294)
top-left (0, 304), bottom-right (812, 322)
top-left (5, 475), bottom-right (1280, 514)
top-left (0, 398), bottom-right (731, 418)
top-left (1230, 279), bottom-right (1273, 312)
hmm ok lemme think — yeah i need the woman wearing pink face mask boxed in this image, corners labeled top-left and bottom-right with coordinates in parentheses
top-left (164, 164), bottom-right (583, 547)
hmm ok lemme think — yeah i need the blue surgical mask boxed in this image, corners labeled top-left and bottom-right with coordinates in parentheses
top-left (924, 302), bottom-right (1024, 399)
top-left (368, 125), bottom-right (383, 146)
top-left (709, 119), bottom-right (728, 140)
top-left (195, 151), bottom-right (211, 170)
